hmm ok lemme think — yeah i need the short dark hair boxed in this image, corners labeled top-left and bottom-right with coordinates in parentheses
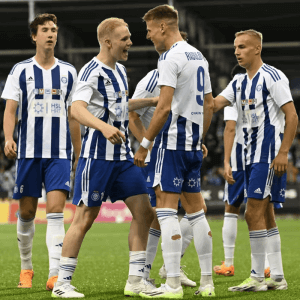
top-left (143, 5), bottom-right (178, 24)
top-left (29, 13), bottom-right (58, 44)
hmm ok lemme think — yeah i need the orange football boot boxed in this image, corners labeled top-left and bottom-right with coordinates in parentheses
top-left (264, 267), bottom-right (270, 278)
top-left (18, 270), bottom-right (34, 288)
top-left (46, 275), bottom-right (58, 291)
top-left (213, 261), bottom-right (234, 276)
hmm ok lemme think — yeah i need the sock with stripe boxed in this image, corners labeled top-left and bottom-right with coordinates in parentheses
top-left (17, 215), bottom-right (35, 270)
top-left (46, 213), bottom-right (65, 278)
top-left (249, 230), bottom-right (267, 279)
top-left (179, 215), bottom-right (193, 258)
top-left (156, 208), bottom-right (181, 289)
top-left (143, 228), bottom-right (161, 279)
top-left (128, 251), bottom-right (146, 283)
top-left (57, 256), bottom-right (77, 286)
top-left (222, 212), bottom-right (238, 267)
top-left (267, 227), bottom-right (284, 280)
top-left (187, 209), bottom-right (213, 286)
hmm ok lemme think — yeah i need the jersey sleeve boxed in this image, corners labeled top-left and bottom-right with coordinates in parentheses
top-left (219, 78), bottom-right (236, 105)
top-left (67, 69), bottom-right (78, 107)
top-left (204, 59), bottom-right (212, 95)
top-left (224, 103), bottom-right (238, 121)
top-left (1, 65), bottom-right (21, 102)
top-left (72, 68), bottom-right (93, 104)
top-left (157, 55), bottom-right (179, 89)
top-left (269, 72), bottom-right (293, 108)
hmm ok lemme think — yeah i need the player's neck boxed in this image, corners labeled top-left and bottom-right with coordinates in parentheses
top-left (96, 52), bottom-right (116, 70)
top-left (246, 59), bottom-right (263, 80)
top-left (164, 31), bottom-right (184, 51)
top-left (35, 48), bottom-right (56, 70)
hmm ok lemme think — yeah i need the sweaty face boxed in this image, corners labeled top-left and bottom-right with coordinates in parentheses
top-left (146, 20), bottom-right (166, 54)
top-left (234, 34), bottom-right (260, 69)
top-left (32, 21), bottom-right (57, 50)
top-left (109, 25), bottom-right (132, 62)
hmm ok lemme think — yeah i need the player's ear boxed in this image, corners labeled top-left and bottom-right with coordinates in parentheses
top-left (32, 34), bottom-right (37, 43)
top-left (160, 21), bottom-right (166, 33)
top-left (104, 37), bottom-right (112, 49)
top-left (255, 44), bottom-right (262, 55)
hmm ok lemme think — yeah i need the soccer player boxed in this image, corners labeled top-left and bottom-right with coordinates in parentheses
top-left (214, 29), bottom-right (298, 292)
top-left (129, 31), bottom-right (197, 288)
top-left (134, 5), bottom-right (215, 298)
top-left (51, 18), bottom-right (158, 298)
top-left (2, 14), bottom-right (81, 290)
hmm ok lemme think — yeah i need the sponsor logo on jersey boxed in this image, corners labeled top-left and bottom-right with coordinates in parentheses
top-left (105, 79), bottom-right (112, 85)
top-left (27, 76), bottom-right (34, 81)
top-left (34, 88), bottom-right (62, 95)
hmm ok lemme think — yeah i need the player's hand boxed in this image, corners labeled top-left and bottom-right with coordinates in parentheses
top-left (202, 144), bottom-right (208, 158)
top-left (270, 151), bottom-right (288, 177)
top-left (101, 123), bottom-right (126, 144)
top-left (134, 146), bottom-right (148, 168)
top-left (151, 96), bottom-right (159, 106)
top-left (4, 139), bottom-right (17, 159)
top-left (223, 161), bottom-right (235, 184)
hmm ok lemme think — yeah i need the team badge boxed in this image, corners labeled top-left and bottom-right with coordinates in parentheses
top-left (256, 84), bottom-right (262, 91)
top-left (91, 191), bottom-right (100, 201)
top-left (61, 76), bottom-right (68, 84)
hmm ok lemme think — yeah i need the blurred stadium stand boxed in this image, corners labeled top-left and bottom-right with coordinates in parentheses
top-left (0, 0), bottom-right (299, 213)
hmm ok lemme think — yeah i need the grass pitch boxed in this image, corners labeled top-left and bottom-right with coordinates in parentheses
top-left (0, 217), bottom-right (299, 299)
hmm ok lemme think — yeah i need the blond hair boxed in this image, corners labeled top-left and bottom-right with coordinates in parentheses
top-left (97, 18), bottom-right (128, 45)
top-left (235, 29), bottom-right (263, 44)
top-left (143, 5), bottom-right (178, 27)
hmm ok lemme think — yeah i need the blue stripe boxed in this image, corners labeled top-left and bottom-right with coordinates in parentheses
top-left (232, 80), bottom-right (237, 102)
top-left (83, 63), bottom-right (98, 82)
top-left (65, 71), bottom-right (74, 160)
top-left (191, 122), bottom-right (199, 150)
top-left (262, 66), bottom-right (277, 82)
top-left (10, 59), bottom-right (32, 75)
top-left (187, 213), bottom-right (205, 222)
top-left (147, 71), bottom-right (158, 92)
top-left (124, 120), bottom-right (132, 161)
top-left (80, 128), bottom-right (89, 157)
top-left (116, 65), bottom-right (128, 91)
top-left (89, 130), bottom-right (99, 158)
top-left (146, 71), bottom-right (157, 91)
top-left (236, 142), bottom-right (243, 171)
top-left (112, 121), bottom-right (122, 160)
top-left (161, 112), bottom-right (172, 149)
top-left (243, 128), bottom-right (248, 163)
top-left (34, 66), bottom-right (43, 157)
top-left (264, 64), bottom-right (280, 81)
top-left (51, 65), bottom-right (61, 100)
top-left (250, 127), bottom-right (258, 164)
top-left (249, 73), bottom-right (260, 110)
top-left (241, 75), bottom-right (247, 111)
top-left (19, 69), bottom-right (28, 158)
top-left (176, 116), bottom-right (186, 150)
top-left (266, 64), bottom-right (281, 80)
top-left (149, 81), bottom-right (158, 93)
top-left (80, 61), bottom-right (96, 81)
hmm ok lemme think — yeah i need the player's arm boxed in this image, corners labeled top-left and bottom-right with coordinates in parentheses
top-left (3, 100), bottom-right (18, 159)
top-left (270, 101), bottom-right (298, 177)
top-left (128, 111), bottom-right (146, 143)
top-left (203, 92), bottom-right (214, 140)
top-left (134, 86), bottom-right (173, 167)
top-left (213, 95), bottom-right (231, 112)
top-left (223, 120), bottom-right (236, 184)
top-left (68, 106), bottom-right (82, 172)
top-left (128, 96), bottom-right (158, 112)
top-left (71, 100), bottom-right (125, 145)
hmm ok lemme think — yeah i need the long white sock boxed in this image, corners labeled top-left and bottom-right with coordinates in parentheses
top-left (267, 227), bottom-right (284, 280)
top-left (57, 256), bottom-right (77, 286)
top-left (179, 215), bottom-right (193, 258)
top-left (17, 215), bottom-right (35, 270)
top-left (128, 251), bottom-right (146, 283)
top-left (264, 254), bottom-right (270, 269)
top-left (249, 230), bottom-right (267, 279)
top-left (187, 209), bottom-right (213, 286)
top-left (156, 208), bottom-right (181, 289)
top-left (46, 213), bottom-right (65, 278)
top-left (222, 213), bottom-right (238, 267)
top-left (143, 228), bottom-right (161, 279)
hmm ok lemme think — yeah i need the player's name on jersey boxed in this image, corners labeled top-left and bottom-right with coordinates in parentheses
top-left (34, 88), bottom-right (63, 95)
top-left (241, 98), bottom-right (258, 106)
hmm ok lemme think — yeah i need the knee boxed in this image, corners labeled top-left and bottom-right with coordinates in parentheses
top-left (19, 208), bottom-right (36, 220)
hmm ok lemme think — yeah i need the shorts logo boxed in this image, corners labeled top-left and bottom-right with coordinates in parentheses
top-left (61, 76), bottom-right (68, 84)
top-left (91, 191), bottom-right (100, 201)
top-left (188, 178), bottom-right (196, 188)
top-left (65, 181), bottom-right (70, 187)
top-left (146, 176), bottom-right (151, 183)
top-left (254, 188), bottom-right (262, 194)
top-left (173, 177), bottom-right (183, 187)
top-left (280, 188), bottom-right (285, 197)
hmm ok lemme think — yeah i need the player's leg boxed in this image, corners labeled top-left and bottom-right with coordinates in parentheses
top-left (265, 202), bottom-right (287, 290)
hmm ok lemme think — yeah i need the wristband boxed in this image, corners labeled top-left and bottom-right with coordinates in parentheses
top-left (140, 137), bottom-right (151, 149)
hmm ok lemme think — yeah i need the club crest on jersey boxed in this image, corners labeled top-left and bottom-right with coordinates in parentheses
top-left (61, 76), bottom-right (68, 84)
top-left (256, 84), bottom-right (262, 91)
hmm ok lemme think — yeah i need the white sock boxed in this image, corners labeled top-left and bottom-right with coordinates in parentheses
top-left (128, 251), bottom-right (146, 281)
top-left (249, 230), bottom-right (267, 278)
top-left (179, 215), bottom-right (193, 258)
top-left (156, 208), bottom-right (181, 289)
top-left (267, 227), bottom-right (284, 280)
top-left (57, 256), bottom-right (77, 285)
top-left (187, 210), bottom-right (213, 286)
top-left (264, 254), bottom-right (270, 269)
top-left (46, 213), bottom-right (65, 278)
top-left (17, 215), bottom-right (35, 270)
top-left (143, 228), bottom-right (161, 279)
top-left (223, 213), bottom-right (238, 267)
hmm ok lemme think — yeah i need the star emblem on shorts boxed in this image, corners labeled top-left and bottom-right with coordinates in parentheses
top-left (188, 178), bottom-right (196, 188)
top-left (173, 177), bottom-right (181, 187)
top-left (279, 188), bottom-right (285, 197)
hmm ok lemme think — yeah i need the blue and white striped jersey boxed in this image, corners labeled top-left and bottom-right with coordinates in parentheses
top-left (73, 57), bottom-right (132, 161)
top-left (224, 104), bottom-right (244, 171)
top-left (220, 64), bottom-right (293, 165)
top-left (132, 69), bottom-right (159, 129)
top-left (1, 57), bottom-right (77, 159)
top-left (154, 41), bottom-right (212, 151)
